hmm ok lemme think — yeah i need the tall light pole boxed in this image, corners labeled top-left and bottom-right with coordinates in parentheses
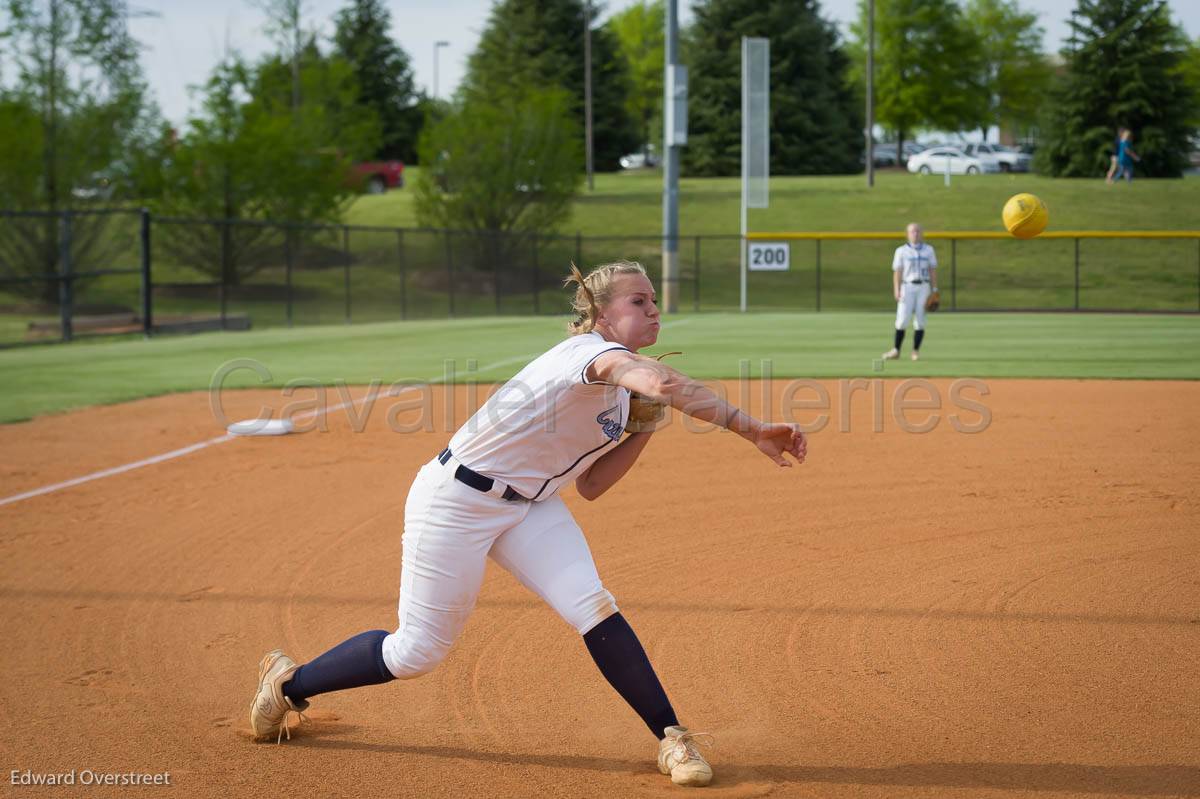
top-left (585, 1), bottom-right (594, 191)
top-left (866, 0), bottom-right (875, 187)
top-left (433, 40), bottom-right (450, 99)
top-left (662, 0), bottom-right (685, 314)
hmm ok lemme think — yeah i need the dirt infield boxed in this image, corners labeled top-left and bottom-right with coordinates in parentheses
top-left (1, 379), bottom-right (1197, 798)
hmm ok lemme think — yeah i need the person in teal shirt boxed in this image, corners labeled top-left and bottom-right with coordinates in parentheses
top-left (1116, 129), bottom-right (1140, 183)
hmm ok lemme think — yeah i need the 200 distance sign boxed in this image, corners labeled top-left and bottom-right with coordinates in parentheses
top-left (748, 241), bottom-right (790, 271)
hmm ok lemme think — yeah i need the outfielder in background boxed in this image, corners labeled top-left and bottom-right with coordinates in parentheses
top-left (882, 222), bottom-right (940, 362)
top-left (248, 260), bottom-right (807, 787)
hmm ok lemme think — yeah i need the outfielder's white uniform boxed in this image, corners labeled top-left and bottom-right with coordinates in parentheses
top-left (892, 242), bottom-right (937, 330)
top-left (381, 332), bottom-right (629, 679)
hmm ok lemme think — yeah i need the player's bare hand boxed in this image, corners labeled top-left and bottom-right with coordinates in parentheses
top-left (754, 423), bottom-right (807, 467)
top-left (894, 290), bottom-right (901, 301)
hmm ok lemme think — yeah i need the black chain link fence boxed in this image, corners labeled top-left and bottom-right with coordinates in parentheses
top-left (1, 209), bottom-right (1197, 346)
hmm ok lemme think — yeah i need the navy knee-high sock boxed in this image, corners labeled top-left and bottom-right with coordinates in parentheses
top-left (583, 613), bottom-right (679, 739)
top-left (914, 329), bottom-right (925, 350)
top-left (283, 629), bottom-right (395, 705)
top-left (894, 328), bottom-right (906, 350)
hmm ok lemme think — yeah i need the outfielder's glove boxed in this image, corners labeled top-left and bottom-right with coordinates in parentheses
top-left (925, 289), bottom-right (941, 312)
top-left (624, 351), bottom-right (682, 434)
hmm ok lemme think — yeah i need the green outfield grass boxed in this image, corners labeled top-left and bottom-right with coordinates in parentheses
top-left (2, 311), bottom-right (1197, 424)
top-left (2, 173), bottom-right (1197, 345)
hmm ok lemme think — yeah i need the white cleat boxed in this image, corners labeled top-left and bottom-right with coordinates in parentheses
top-left (911, 351), bottom-right (920, 361)
top-left (249, 649), bottom-right (310, 743)
top-left (658, 725), bottom-right (714, 787)
top-left (881, 348), bottom-right (900, 360)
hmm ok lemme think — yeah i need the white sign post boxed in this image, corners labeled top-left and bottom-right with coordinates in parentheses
top-left (740, 37), bottom-right (769, 312)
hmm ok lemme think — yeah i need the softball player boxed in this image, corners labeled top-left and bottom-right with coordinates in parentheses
top-left (882, 222), bottom-right (938, 361)
top-left (248, 260), bottom-right (807, 787)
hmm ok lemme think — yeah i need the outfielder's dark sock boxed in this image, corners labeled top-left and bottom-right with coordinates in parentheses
top-left (282, 629), bottom-right (395, 704)
top-left (894, 329), bottom-right (906, 350)
top-left (583, 612), bottom-right (679, 739)
top-left (914, 329), bottom-right (925, 351)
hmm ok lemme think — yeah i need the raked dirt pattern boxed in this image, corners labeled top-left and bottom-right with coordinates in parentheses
top-left (1, 380), bottom-right (1197, 798)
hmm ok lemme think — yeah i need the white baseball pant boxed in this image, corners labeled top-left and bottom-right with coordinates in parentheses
top-left (380, 456), bottom-right (618, 679)
top-left (895, 282), bottom-right (931, 331)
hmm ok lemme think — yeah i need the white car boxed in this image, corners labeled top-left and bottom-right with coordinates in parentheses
top-left (906, 147), bottom-right (999, 175)
top-left (962, 142), bottom-right (1032, 172)
top-left (619, 146), bottom-right (660, 170)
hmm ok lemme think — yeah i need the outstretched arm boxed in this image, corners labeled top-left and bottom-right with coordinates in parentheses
top-left (588, 350), bottom-right (807, 468)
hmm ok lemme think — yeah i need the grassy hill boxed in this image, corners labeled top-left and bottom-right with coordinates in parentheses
top-left (348, 169), bottom-right (1200, 234)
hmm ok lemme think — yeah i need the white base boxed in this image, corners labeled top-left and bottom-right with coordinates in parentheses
top-left (227, 418), bottom-right (294, 437)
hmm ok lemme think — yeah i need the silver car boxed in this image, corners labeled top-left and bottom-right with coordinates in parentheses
top-left (962, 142), bottom-right (1032, 172)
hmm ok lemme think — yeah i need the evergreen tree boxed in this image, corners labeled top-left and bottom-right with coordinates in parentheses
top-left (1037, 0), bottom-right (1196, 177)
top-left (332, 0), bottom-right (422, 162)
top-left (685, 0), bottom-right (864, 176)
top-left (462, 0), bottom-right (638, 171)
top-left (848, 0), bottom-right (985, 160)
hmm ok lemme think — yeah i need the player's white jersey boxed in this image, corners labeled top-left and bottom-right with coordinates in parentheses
top-left (892, 243), bottom-right (938, 282)
top-left (448, 332), bottom-right (631, 501)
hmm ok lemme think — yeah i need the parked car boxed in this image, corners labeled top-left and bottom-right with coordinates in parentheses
top-left (869, 143), bottom-right (899, 167)
top-left (351, 161), bottom-right (405, 193)
top-left (961, 142), bottom-right (1032, 172)
top-left (619, 146), bottom-right (660, 170)
top-left (906, 147), bottom-right (999, 175)
top-left (870, 141), bottom-right (926, 167)
top-left (71, 172), bottom-right (116, 201)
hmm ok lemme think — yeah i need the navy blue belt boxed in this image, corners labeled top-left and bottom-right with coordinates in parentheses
top-left (908, 279), bottom-right (925, 284)
top-left (438, 448), bottom-right (527, 501)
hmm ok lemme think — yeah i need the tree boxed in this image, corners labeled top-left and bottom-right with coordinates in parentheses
top-left (153, 5), bottom-right (381, 286)
top-left (964, 0), bottom-right (1051, 137)
top-left (154, 58), bottom-right (284, 286)
top-left (249, 38), bottom-right (381, 175)
top-left (413, 88), bottom-right (581, 251)
top-left (686, 0), bottom-right (864, 176)
top-left (607, 0), bottom-right (664, 157)
top-left (332, 0), bottom-right (422, 163)
top-left (462, 0), bottom-right (639, 170)
top-left (251, 0), bottom-right (307, 114)
top-left (1179, 36), bottom-right (1200, 127)
top-left (849, 0), bottom-right (986, 160)
top-left (1037, 0), bottom-right (1196, 177)
top-left (154, 47), bottom-right (376, 284)
top-left (0, 0), bottom-right (155, 301)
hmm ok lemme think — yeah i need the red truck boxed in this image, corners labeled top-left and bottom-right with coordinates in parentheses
top-left (351, 161), bottom-right (405, 194)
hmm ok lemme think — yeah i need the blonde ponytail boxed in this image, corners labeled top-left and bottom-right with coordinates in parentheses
top-left (563, 260), bottom-right (647, 334)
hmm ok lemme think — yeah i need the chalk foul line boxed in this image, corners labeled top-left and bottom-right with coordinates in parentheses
top-left (1, 327), bottom-right (697, 509)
